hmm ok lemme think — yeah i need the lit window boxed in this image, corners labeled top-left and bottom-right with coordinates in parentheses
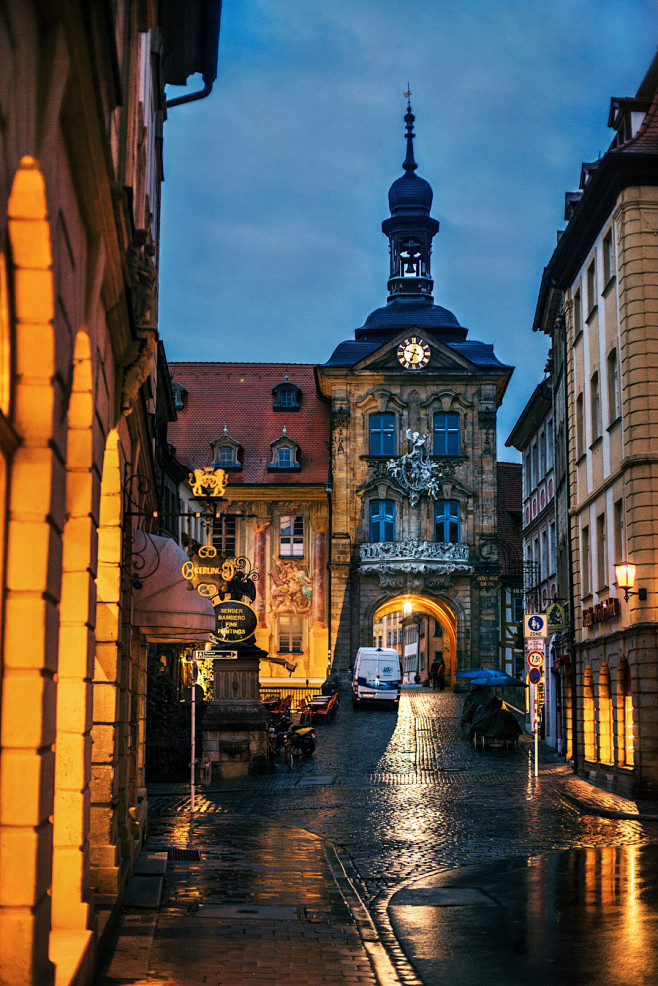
top-left (280, 515), bottom-right (304, 556)
top-left (369, 499), bottom-right (396, 542)
top-left (369, 413), bottom-right (396, 456)
top-left (278, 615), bottom-right (303, 653)
top-left (433, 412), bottom-right (460, 455)
top-left (434, 500), bottom-right (460, 543)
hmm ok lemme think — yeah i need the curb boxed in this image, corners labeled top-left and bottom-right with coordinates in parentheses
top-left (558, 787), bottom-right (658, 822)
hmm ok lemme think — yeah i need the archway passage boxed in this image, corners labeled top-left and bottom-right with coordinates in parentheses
top-left (372, 595), bottom-right (457, 687)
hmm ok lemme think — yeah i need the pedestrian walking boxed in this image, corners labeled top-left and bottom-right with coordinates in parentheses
top-left (430, 657), bottom-right (440, 690)
top-left (436, 657), bottom-right (446, 691)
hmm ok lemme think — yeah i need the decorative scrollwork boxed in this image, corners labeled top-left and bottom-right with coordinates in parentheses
top-left (386, 430), bottom-right (443, 506)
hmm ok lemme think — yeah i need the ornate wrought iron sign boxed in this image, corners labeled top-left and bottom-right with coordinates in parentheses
top-left (188, 466), bottom-right (227, 498)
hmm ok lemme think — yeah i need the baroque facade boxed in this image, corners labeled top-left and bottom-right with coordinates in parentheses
top-left (315, 102), bottom-right (513, 680)
top-left (533, 53), bottom-right (658, 796)
top-left (0, 3), bottom-right (220, 984)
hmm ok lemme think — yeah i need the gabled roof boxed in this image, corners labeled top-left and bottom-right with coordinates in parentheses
top-left (323, 336), bottom-right (511, 371)
top-left (168, 362), bottom-right (330, 486)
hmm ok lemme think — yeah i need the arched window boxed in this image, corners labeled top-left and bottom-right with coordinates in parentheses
top-left (598, 663), bottom-right (613, 764)
top-left (583, 665), bottom-right (596, 761)
top-left (369, 413), bottom-right (395, 456)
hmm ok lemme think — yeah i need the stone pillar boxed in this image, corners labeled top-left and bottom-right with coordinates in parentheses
top-left (252, 521), bottom-right (269, 625)
top-left (202, 642), bottom-right (269, 778)
top-left (312, 532), bottom-right (326, 625)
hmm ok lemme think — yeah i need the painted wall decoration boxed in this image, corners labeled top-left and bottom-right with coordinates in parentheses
top-left (268, 558), bottom-right (313, 615)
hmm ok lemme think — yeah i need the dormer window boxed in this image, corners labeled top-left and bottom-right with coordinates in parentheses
top-left (171, 380), bottom-right (186, 410)
top-left (273, 378), bottom-right (301, 411)
top-left (268, 429), bottom-right (301, 471)
top-left (210, 426), bottom-right (242, 471)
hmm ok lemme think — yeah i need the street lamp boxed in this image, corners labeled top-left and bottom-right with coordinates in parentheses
top-left (614, 561), bottom-right (647, 602)
top-left (403, 600), bottom-right (413, 615)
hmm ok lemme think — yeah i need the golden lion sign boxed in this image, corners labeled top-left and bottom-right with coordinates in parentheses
top-left (188, 466), bottom-right (227, 498)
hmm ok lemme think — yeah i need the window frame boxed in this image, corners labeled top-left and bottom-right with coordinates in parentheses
top-left (212, 514), bottom-right (238, 556)
top-left (434, 499), bottom-right (460, 543)
top-left (279, 515), bottom-right (305, 557)
top-left (369, 498), bottom-right (396, 543)
top-left (433, 411), bottom-right (460, 456)
top-left (368, 412), bottom-right (396, 456)
top-left (278, 614), bottom-right (304, 653)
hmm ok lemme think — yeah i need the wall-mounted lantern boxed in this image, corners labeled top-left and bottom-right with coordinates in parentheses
top-left (614, 561), bottom-right (647, 602)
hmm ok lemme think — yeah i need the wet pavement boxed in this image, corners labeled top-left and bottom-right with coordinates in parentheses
top-left (98, 688), bottom-right (658, 985)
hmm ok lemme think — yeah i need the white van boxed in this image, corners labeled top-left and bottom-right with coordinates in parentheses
top-left (352, 647), bottom-right (402, 706)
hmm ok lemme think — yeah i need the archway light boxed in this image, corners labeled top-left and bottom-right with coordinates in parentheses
top-left (403, 600), bottom-right (413, 615)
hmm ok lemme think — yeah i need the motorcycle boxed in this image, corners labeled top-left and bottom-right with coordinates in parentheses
top-left (268, 714), bottom-right (316, 769)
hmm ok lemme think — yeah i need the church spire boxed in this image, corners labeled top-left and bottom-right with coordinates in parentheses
top-left (382, 97), bottom-right (439, 302)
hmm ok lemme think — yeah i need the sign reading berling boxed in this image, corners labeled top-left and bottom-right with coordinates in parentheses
top-left (213, 600), bottom-right (258, 643)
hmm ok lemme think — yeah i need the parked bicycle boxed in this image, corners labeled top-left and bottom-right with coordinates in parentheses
top-left (267, 713), bottom-right (316, 770)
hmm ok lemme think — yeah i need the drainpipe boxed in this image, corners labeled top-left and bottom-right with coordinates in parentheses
top-left (166, 76), bottom-right (214, 109)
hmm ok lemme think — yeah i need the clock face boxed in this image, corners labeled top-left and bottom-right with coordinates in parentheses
top-left (397, 336), bottom-right (431, 370)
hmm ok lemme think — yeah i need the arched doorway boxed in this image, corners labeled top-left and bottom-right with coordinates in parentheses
top-left (372, 595), bottom-right (457, 687)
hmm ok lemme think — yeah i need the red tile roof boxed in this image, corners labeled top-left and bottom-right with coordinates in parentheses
top-left (168, 362), bottom-right (330, 486)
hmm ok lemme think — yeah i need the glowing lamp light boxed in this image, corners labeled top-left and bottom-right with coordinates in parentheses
top-left (403, 601), bottom-right (413, 615)
top-left (615, 562), bottom-right (647, 602)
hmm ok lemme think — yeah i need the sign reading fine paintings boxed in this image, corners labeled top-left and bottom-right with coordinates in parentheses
top-left (212, 600), bottom-right (258, 643)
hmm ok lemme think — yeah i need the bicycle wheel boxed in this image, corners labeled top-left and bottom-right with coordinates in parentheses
top-left (284, 741), bottom-right (294, 771)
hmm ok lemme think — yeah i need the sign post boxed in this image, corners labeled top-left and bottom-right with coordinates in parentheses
top-left (524, 615), bottom-right (547, 778)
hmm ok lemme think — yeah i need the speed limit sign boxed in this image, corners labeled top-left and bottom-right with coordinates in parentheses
top-left (527, 651), bottom-right (544, 668)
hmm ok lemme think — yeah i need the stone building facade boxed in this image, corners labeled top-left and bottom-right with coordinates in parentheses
top-left (0, 3), bottom-right (220, 984)
top-left (316, 102), bottom-right (513, 680)
top-left (534, 53), bottom-right (658, 796)
top-left (167, 362), bottom-right (331, 685)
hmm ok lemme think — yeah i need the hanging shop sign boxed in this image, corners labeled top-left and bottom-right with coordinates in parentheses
top-left (582, 597), bottom-right (621, 627)
top-left (546, 601), bottom-right (566, 631)
top-left (213, 600), bottom-right (258, 643)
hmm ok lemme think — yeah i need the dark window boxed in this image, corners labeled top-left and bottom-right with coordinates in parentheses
top-left (212, 515), bottom-right (237, 556)
top-left (434, 500), bottom-right (460, 543)
top-left (369, 499), bottom-right (396, 542)
top-left (278, 615), bottom-right (303, 653)
top-left (277, 447), bottom-right (293, 468)
top-left (433, 412), bottom-right (460, 455)
top-left (369, 412), bottom-right (396, 455)
top-left (273, 383), bottom-right (300, 410)
top-left (217, 446), bottom-right (235, 466)
top-left (513, 596), bottom-right (524, 624)
top-left (280, 515), bottom-right (304, 556)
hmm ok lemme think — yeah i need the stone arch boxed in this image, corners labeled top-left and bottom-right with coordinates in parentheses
top-left (51, 330), bottom-right (96, 936)
top-left (597, 662), bottom-right (613, 764)
top-left (371, 593), bottom-right (458, 686)
top-left (617, 658), bottom-right (634, 768)
top-left (583, 664), bottom-right (596, 762)
top-left (1, 155), bottom-right (58, 986)
top-left (90, 428), bottom-right (123, 896)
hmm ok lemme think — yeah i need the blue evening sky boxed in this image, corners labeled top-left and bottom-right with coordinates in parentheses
top-left (159, 0), bottom-right (657, 461)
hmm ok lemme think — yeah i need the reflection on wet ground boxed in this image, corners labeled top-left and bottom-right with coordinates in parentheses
top-left (389, 844), bottom-right (658, 986)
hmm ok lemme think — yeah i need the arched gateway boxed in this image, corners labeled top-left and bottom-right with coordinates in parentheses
top-left (372, 595), bottom-right (457, 687)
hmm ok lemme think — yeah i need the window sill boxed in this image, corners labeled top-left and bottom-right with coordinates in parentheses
top-left (215, 463), bottom-right (242, 471)
top-left (267, 464), bottom-right (301, 472)
top-left (279, 554), bottom-right (305, 560)
top-left (589, 435), bottom-right (603, 451)
top-left (572, 328), bottom-right (583, 347)
top-left (602, 275), bottom-right (616, 297)
top-left (273, 405), bottom-right (300, 412)
top-left (576, 452), bottom-right (587, 466)
top-left (606, 416), bottom-right (621, 432)
top-left (586, 304), bottom-right (598, 324)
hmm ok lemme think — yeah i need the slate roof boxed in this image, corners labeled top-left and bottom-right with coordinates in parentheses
top-left (324, 336), bottom-right (511, 371)
top-left (354, 298), bottom-right (466, 340)
top-left (167, 362), bottom-right (330, 486)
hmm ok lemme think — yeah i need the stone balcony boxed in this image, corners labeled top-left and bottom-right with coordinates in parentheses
top-left (359, 538), bottom-right (472, 585)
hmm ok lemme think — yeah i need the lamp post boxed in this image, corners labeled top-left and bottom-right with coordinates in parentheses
top-left (614, 562), bottom-right (648, 602)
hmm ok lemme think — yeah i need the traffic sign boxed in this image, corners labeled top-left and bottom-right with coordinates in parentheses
top-left (194, 649), bottom-right (238, 661)
top-left (536, 682), bottom-right (545, 705)
top-left (527, 651), bottom-right (544, 668)
top-left (524, 614), bottom-right (548, 638)
top-left (529, 667), bottom-right (541, 685)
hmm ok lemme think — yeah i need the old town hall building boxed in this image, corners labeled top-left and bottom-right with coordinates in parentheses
top-left (170, 103), bottom-right (514, 687)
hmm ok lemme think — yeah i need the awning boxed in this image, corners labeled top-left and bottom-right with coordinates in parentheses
top-left (132, 532), bottom-right (216, 642)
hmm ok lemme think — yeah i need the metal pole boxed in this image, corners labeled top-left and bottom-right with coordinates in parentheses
top-left (191, 664), bottom-right (196, 812)
top-left (534, 694), bottom-right (538, 777)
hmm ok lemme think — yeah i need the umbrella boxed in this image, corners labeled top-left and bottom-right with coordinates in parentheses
top-left (454, 668), bottom-right (527, 687)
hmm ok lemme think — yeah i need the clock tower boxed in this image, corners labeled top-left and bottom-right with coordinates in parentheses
top-left (316, 101), bottom-right (514, 686)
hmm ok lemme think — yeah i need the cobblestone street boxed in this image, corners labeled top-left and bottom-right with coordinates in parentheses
top-left (100, 688), bottom-right (658, 985)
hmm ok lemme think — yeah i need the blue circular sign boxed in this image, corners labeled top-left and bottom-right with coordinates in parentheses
top-left (529, 667), bottom-right (541, 685)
